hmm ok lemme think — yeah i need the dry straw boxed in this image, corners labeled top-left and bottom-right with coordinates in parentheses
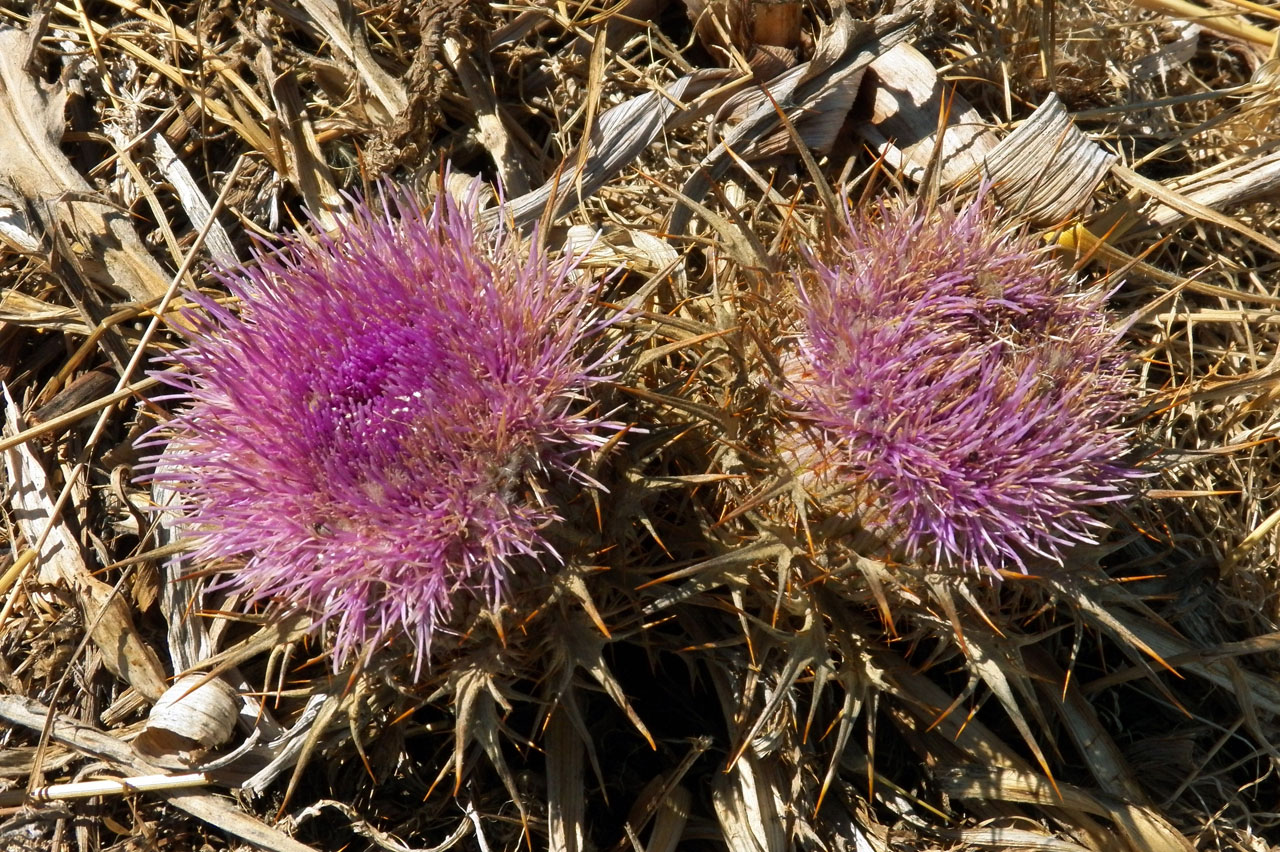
top-left (1, 0), bottom-right (1279, 850)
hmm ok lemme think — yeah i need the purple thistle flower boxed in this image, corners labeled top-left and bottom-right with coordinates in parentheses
top-left (788, 192), bottom-right (1138, 575)
top-left (144, 185), bottom-right (619, 672)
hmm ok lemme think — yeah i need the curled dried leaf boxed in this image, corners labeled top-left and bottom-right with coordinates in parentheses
top-left (135, 674), bottom-right (241, 763)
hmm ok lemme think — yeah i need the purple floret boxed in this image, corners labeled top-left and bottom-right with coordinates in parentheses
top-left (144, 186), bottom-right (618, 672)
top-left (789, 193), bottom-right (1139, 575)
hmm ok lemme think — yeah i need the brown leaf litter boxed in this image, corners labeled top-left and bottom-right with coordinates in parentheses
top-left (2, 0), bottom-right (1280, 850)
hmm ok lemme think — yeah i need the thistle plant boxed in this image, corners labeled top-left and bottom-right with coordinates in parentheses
top-left (144, 186), bottom-right (619, 672)
top-left (787, 192), bottom-right (1138, 574)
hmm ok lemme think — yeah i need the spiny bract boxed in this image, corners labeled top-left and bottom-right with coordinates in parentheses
top-left (788, 193), bottom-right (1139, 575)
top-left (145, 186), bottom-right (618, 672)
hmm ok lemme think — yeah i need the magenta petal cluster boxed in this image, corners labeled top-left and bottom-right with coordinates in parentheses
top-left (789, 194), bottom-right (1138, 574)
top-left (146, 186), bottom-right (618, 671)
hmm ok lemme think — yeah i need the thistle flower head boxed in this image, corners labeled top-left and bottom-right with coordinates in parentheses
top-left (788, 192), bottom-right (1138, 574)
top-left (145, 185), bottom-right (619, 672)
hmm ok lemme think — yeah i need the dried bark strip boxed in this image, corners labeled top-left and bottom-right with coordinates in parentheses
top-left (0, 26), bottom-right (169, 302)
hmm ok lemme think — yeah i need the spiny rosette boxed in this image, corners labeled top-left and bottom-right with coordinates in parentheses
top-left (786, 192), bottom-right (1140, 575)
top-left (143, 185), bottom-right (620, 672)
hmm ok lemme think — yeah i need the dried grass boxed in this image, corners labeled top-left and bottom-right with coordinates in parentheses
top-left (1, 0), bottom-right (1280, 850)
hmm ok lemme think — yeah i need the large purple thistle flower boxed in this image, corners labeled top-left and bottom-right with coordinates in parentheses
top-left (145, 186), bottom-right (618, 671)
top-left (788, 193), bottom-right (1138, 575)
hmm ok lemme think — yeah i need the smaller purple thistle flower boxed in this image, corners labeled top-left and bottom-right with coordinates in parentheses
top-left (143, 184), bottom-right (619, 672)
top-left (788, 192), bottom-right (1139, 575)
